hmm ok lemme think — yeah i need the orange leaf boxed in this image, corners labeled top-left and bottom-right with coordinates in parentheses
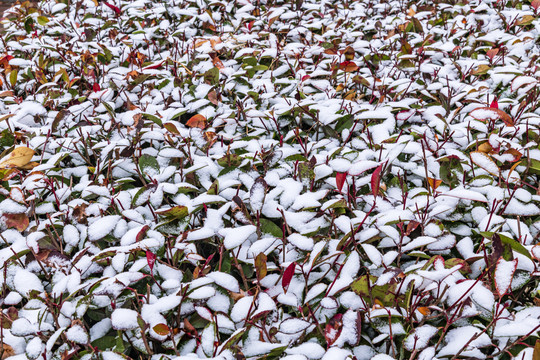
top-left (486, 48), bottom-right (499, 60)
top-left (427, 177), bottom-right (442, 190)
top-left (533, 0), bottom-right (540, 11)
top-left (3, 213), bottom-right (29, 232)
top-left (477, 142), bottom-right (492, 153)
top-left (186, 114), bottom-right (207, 129)
top-left (339, 61), bottom-right (359, 72)
top-left (469, 107), bottom-right (514, 127)
top-left (417, 306), bottom-right (431, 315)
top-left (504, 148), bottom-right (522, 162)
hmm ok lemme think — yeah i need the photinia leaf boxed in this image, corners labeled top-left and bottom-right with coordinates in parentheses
top-left (153, 323), bottom-right (170, 336)
top-left (427, 177), bottom-right (442, 190)
top-left (93, 82), bottom-right (101, 92)
top-left (338, 61), bottom-right (359, 72)
top-left (186, 114), bottom-right (207, 129)
top-left (0, 147), bottom-right (35, 169)
top-left (335, 172), bottom-right (347, 192)
top-left (3, 213), bottom-right (29, 232)
top-left (469, 107), bottom-right (514, 127)
top-left (489, 98), bottom-right (499, 109)
top-left (255, 253), bottom-right (267, 281)
top-left (146, 250), bottom-right (156, 274)
top-left (104, 2), bottom-right (121, 15)
top-left (282, 262), bottom-right (295, 294)
top-left (371, 164), bottom-right (383, 198)
top-left (324, 313), bottom-right (343, 347)
top-left (494, 258), bottom-right (518, 297)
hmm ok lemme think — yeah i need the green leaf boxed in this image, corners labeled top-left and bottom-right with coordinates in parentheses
top-left (156, 205), bottom-right (189, 219)
top-left (91, 335), bottom-right (116, 350)
top-left (203, 67), bottom-right (219, 85)
top-left (153, 323), bottom-right (170, 336)
top-left (351, 275), bottom-right (402, 306)
top-left (139, 154), bottom-right (160, 174)
top-left (9, 70), bottom-right (18, 87)
top-left (37, 16), bottom-right (50, 25)
top-left (142, 113), bottom-right (163, 127)
top-left (259, 218), bottom-right (283, 238)
top-left (284, 154), bottom-right (307, 162)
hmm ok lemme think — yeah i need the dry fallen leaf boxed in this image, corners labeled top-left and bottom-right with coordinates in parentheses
top-left (1, 343), bottom-right (15, 360)
top-left (0, 146), bottom-right (35, 169)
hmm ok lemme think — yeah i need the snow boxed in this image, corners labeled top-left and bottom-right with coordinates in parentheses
top-left (494, 258), bottom-right (517, 296)
top-left (404, 325), bottom-right (438, 351)
top-left (111, 308), bottom-right (140, 330)
top-left (88, 215), bottom-right (122, 241)
top-left (13, 268), bottom-right (44, 298)
top-left (286, 343), bottom-right (326, 359)
top-left (206, 272), bottom-right (240, 292)
top-left (65, 325), bottom-right (89, 344)
top-left (437, 326), bottom-right (491, 357)
top-left (219, 225), bottom-right (257, 249)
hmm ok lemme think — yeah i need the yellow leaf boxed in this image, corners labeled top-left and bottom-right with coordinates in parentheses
top-left (517, 15), bottom-right (535, 26)
top-left (472, 64), bottom-right (491, 76)
top-left (0, 147), bottom-right (35, 169)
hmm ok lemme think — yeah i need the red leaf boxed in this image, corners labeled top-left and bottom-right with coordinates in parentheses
top-left (104, 2), bottom-right (121, 15)
top-left (136, 225), bottom-right (149, 242)
top-left (324, 313), bottom-right (343, 347)
top-left (371, 164), bottom-right (383, 198)
top-left (335, 172), bottom-right (347, 192)
top-left (146, 250), bottom-right (156, 274)
top-left (301, 75), bottom-right (311, 82)
top-left (93, 82), bottom-right (101, 92)
top-left (143, 60), bottom-right (166, 70)
top-left (490, 98), bottom-right (499, 109)
top-left (282, 262), bottom-right (295, 294)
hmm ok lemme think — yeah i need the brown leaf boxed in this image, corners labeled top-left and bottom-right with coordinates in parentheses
top-left (338, 61), bottom-right (359, 72)
top-left (417, 306), bottom-right (431, 315)
top-left (0, 146), bottom-right (35, 169)
top-left (3, 213), bottom-right (29, 232)
top-left (186, 114), bottom-right (207, 129)
top-left (1, 343), bottom-right (15, 359)
top-left (208, 90), bottom-right (219, 105)
top-left (533, 339), bottom-right (540, 360)
top-left (486, 48), bottom-right (499, 60)
top-left (342, 46), bottom-right (355, 61)
top-left (72, 204), bottom-right (88, 224)
top-left (153, 323), bottom-right (170, 336)
top-left (164, 122), bottom-right (180, 135)
top-left (255, 253), bottom-right (267, 281)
